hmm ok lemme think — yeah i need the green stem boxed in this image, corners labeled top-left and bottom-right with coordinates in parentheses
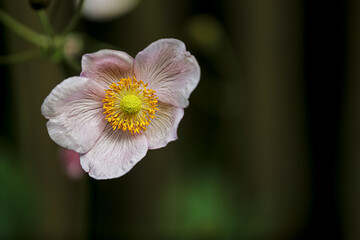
top-left (37, 10), bottom-right (55, 37)
top-left (0, 49), bottom-right (40, 65)
top-left (0, 8), bottom-right (49, 48)
top-left (62, 0), bottom-right (85, 35)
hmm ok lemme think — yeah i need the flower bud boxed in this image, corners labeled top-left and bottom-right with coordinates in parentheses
top-left (77, 0), bottom-right (139, 22)
top-left (59, 148), bottom-right (83, 179)
top-left (29, 0), bottom-right (50, 10)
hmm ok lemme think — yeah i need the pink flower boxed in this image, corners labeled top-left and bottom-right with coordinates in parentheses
top-left (41, 39), bottom-right (200, 179)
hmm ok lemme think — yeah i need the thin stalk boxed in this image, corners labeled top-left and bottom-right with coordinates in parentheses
top-left (62, 0), bottom-right (85, 35)
top-left (36, 10), bottom-right (55, 37)
top-left (0, 8), bottom-right (49, 48)
top-left (0, 49), bottom-right (40, 65)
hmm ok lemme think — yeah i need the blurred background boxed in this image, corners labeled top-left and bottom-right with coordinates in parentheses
top-left (0, 0), bottom-right (359, 239)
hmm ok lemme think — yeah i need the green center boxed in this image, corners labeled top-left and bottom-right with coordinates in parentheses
top-left (120, 95), bottom-right (142, 114)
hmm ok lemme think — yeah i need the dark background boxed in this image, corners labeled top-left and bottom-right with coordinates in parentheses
top-left (1, 0), bottom-right (359, 239)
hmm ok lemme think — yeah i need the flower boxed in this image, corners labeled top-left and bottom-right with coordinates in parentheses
top-left (77, 0), bottom-right (140, 22)
top-left (41, 39), bottom-right (200, 179)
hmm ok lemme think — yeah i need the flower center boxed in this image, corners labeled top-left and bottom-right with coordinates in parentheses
top-left (120, 95), bottom-right (142, 114)
top-left (102, 77), bottom-right (158, 134)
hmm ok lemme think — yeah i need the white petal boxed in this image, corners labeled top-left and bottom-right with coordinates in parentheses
top-left (134, 39), bottom-right (200, 108)
top-left (80, 126), bottom-right (148, 179)
top-left (41, 77), bottom-right (107, 153)
top-left (81, 49), bottom-right (135, 87)
top-left (145, 102), bottom-right (184, 149)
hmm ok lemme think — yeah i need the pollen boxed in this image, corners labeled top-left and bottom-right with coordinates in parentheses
top-left (102, 76), bottom-right (158, 134)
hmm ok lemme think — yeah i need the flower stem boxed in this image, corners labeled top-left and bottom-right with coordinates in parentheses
top-left (36, 9), bottom-right (55, 37)
top-left (0, 8), bottom-right (49, 48)
top-left (0, 49), bottom-right (40, 65)
top-left (62, 0), bottom-right (85, 35)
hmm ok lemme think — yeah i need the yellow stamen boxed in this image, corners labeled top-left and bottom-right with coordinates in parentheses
top-left (102, 76), bottom-right (158, 134)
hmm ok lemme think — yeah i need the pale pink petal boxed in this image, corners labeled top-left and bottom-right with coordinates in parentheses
top-left (134, 39), bottom-right (200, 108)
top-left (145, 102), bottom-right (184, 149)
top-left (80, 126), bottom-right (148, 179)
top-left (81, 49), bottom-right (135, 87)
top-left (41, 77), bottom-right (107, 153)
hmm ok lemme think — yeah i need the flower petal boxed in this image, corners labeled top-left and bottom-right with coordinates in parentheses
top-left (81, 49), bottom-right (135, 87)
top-left (41, 76), bottom-right (107, 153)
top-left (145, 102), bottom-right (184, 149)
top-left (134, 38), bottom-right (200, 108)
top-left (80, 126), bottom-right (148, 179)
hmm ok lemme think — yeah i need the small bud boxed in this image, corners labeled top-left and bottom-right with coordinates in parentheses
top-left (59, 148), bottom-right (84, 179)
top-left (63, 33), bottom-right (84, 60)
top-left (79, 0), bottom-right (140, 22)
top-left (29, 0), bottom-right (50, 10)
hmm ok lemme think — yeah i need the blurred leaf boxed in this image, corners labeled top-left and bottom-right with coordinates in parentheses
top-left (159, 168), bottom-right (236, 239)
top-left (0, 144), bottom-right (38, 239)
